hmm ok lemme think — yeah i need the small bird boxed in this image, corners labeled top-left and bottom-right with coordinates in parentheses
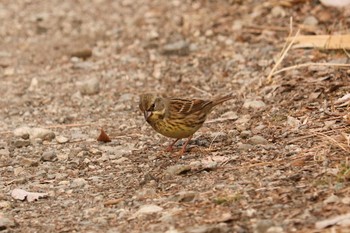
top-left (139, 93), bottom-right (234, 155)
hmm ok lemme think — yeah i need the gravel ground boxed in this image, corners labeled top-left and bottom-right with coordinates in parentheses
top-left (1, 0), bottom-right (350, 232)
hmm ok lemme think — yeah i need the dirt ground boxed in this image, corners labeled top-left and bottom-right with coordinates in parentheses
top-left (1, 0), bottom-right (350, 232)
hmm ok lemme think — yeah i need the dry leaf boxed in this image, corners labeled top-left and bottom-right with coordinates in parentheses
top-left (97, 128), bottom-right (111, 143)
top-left (11, 188), bottom-right (48, 202)
top-left (335, 93), bottom-right (350, 105)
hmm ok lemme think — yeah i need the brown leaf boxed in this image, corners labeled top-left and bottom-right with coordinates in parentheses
top-left (97, 128), bottom-right (111, 143)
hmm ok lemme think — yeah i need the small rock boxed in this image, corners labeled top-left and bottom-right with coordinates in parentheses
top-left (20, 158), bottom-right (39, 167)
top-left (240, 130), bottom-right (252, 139)
top-left (271, 6), bottom-right (286, 17)
top-left (266, 226), bottom-right (284, 233)
top-left (324, 194), bottom-right (340, 204)
top-left (70, 178), bottom-right (88, 188)
top-left (77, 77), bottom-right (100, 95)
top-left (0, 214), bottom-right (17, 230)
top-left (248, 135), bottom-right (269, 145)
top-left (13, 167), bottom-right (25, 176)
top-left (237, 143), bottom-right (253, 151)
top-left (56, 135), bottom-right (69, 144)
top-left (341, 197), bottom-right (350, 205)
top-left (70, 48), bottom-right (92, 59)
top-left (219, 111), bottom-right (238, 120)
top-left (171, 191), bottom-right (196, 202)
top-left (186, 224), bottom-right (230, 233)
top-left (12, 139), bottom-right (30, 148)
top-left (0, 201), bottom-right (12, 210)
top-left (30, 128), bottom-right (55, 141)
top-left (210, 132), bottom-right (227, 141)
top-left (136, 204), bottom-right (163, 215)
top-left (161, 40), bottom-right (190, 56)
top-left (253, 220), bottom-right (275, 233)
top-left (165, 165), bottom-right (191, 176)
top-left (41, 150), bottom-right (57, 162)
top-left (13, 126), bottom-right (31, 139)
top-left (28, 77), bottom-right (39, 91)
top-left (287, 116), bottom-right (300, 129)
top-left (303, 16), bottom-right (318, 26)
top-left (243, 100), bottom-right (266, 109)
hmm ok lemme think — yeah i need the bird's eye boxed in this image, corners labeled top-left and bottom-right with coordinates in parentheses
top-left (150, 103), bottom-right (156, 110)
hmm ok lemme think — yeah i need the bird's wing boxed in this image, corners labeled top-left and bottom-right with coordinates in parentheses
top-left (169, 98), bottom-right (213, 116)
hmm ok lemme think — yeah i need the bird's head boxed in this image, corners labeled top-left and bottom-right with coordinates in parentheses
top-left (139, 93), bottom-right (166, 122)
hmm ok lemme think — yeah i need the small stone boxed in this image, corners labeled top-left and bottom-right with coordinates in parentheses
top-left (303, 16), bottom-right (318, 26)
top-left (341, 197), bottom-right (350, 205)
top-left (13, 126), bottom-right (31, 139)
top-left (324, 194), bottom-right (340, 204)
top-left (161, 40), bottom-right (190, 56)
top-left (243, 100), bottom-right (266, 109)
top-left (171, 191), bottom-right (196, 202)
top-left (210, 132), bottom-right (227, 141)
top-left (267, 226), bottom-right (284, 233)
top-left (41, 150), bottom-right (57, 162)
top-left (237, 143), bottom-right (253, 151)
top-left (20, 158), bottom-right (39, 167)
top-left (70, 48), bottom-right (92, 59)
top-left (0, 214), bottom-right (17, 230)
top-left (271, 6), bottom-right (286, 17)
top-left (248, 135), bottom-right (269, 145)
top-left (240, 130), bottom-right (252, 139)
top-left (70, 178), bottom-right (88, 188)
top-left (30, 128), bottom-right (55, 141)
top-left (77, 77), bottom-right (100, 95)
top-left (165, 165), bottom-right (191, 176)
top-left (0, 201), bottom-right (12, 210)
top-left (186, 224), bottom-right (230, 233)
top-left (56, 135), bottom-right (69, 144)
top-left (13, 167), bottom-right (25, 176)
top-left (254, 220), bottom-right (275, 233)
top-left (12, 139), bottom-right (30, 148)
top-left (136, 204), bottom-right (163, 215)
top-left (28, 77), bottom-right (39, 91)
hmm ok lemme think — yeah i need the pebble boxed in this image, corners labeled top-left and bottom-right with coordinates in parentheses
top-left (136, 204), bottom-right (163, 215)
top-left (70, 178), bottom-right (88, 188)
top-left (20, 158), bottom-right (39, 167)
top-left (324, 194), bottom-right (340, 204)
top-left (41, 150), bottom-right (57, 162)
top-left (271, 6), bottom-right (286, 17)
top-left (28, 77), bottom-right (39, 91)
top-left (13, 167), bottom-right (25, 176)
top-left (0, 214), bottom-right (17, 230)
top-left (30, 128), bottom-right (55, 141)
top-left (171, 191), bottom-right (196, 202)
top-left (266, 226), bottom-right (284, 233)
top-left (186, 224), bottom-right (230, 233)
top-left (253, 220), bottom-right (275, 233)
top-left (77, 77), bottom-right (100, 95)
top-left (161, 40), bottom-right (190, 56)
top-left (243, 100), bottom-right (266, 109)
top-left (237, 143), bottom-right (253, 151)
top-left (12, 139), bottom-right (30, 148)
top-left (0, 201), bottom-right (12, 210)
top-left (303, 16), bottom-right (318, 26)
top-left (13, 126), bottom-right (31, 139)
top-left (70, 48), bottom-right (92, 59)
top-left (210, 132), bottom-right (227, 141)
top-left (240, 130), bottom-right (252, 139)
top-left (56, 135), bottom-right (69, 144)
top-left (165, 165), bottom-right (191, 176)
top-left (248, 135), bottom-right (269, 145)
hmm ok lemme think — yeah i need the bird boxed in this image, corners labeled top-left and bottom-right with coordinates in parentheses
top-left (139, 92), bottom-right (234, 156)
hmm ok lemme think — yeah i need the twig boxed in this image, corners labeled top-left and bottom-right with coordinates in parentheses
top-left (266, 25), bottom-right (300, 83)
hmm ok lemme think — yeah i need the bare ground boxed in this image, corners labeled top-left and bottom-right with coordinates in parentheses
top-left (1, 0), bottom-right (350, 232)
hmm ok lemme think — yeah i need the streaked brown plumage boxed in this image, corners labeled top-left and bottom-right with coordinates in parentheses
top-left (139, 93), bottom-right (234, 155)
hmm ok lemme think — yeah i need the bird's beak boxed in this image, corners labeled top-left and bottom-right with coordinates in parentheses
top-left (143, 111), bottom-right (152, 120)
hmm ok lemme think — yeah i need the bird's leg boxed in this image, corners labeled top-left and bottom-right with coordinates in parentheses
top-left (165, 138), bottom-right (179, 152)
top-left (178, 135), bottom-right (193, 156)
